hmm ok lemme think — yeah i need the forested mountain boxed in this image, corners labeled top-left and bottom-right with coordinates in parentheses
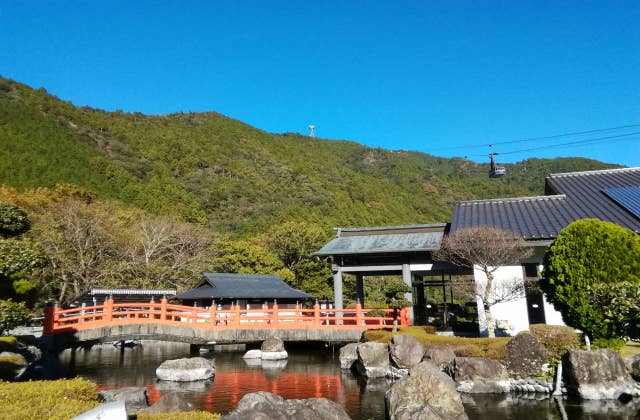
top-left (0, 76), bottom-right (618, 236)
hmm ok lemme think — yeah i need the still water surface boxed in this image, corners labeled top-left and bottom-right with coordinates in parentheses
top-left (60, 342), bottom-right (640, 419)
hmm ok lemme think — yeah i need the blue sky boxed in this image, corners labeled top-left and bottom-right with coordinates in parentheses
top-left (1, 1), bottom-right (639, 166)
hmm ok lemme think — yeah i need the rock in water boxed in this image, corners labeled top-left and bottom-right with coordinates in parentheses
top-left (261, 337), bottom-right (285, 352)
top-left (505, 333), bottom-right (551, 378)
top-left (243, 349), bottom-right (263, 359)
top-left (563, 349), bottom-right (640, 399)
top-left (221, 391), bottom-right (351, 420)
top-left (98, 386), bottom-right (148, 414)
top-left (141, 392), bottom-right (196, 414)
top-left (449, 357), bottom-right (510, 393)
top-left (156, 357), bottom-right (215, 381)
top-left (389, 335), bottom-right (425, 369)
top-left (261, 337), bottom-right (288, 360)
top-left (355, 342), bottom-right (389, 378)
top-left (424, 345), bottom-right (456, 369)
top-left (386, 361), bottom-right (468, 420)
top-left (339, 343), bottom-right (358, 370)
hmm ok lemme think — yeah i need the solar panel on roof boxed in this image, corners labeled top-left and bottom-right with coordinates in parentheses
top-left (602, 187), bottom-right (640, 220)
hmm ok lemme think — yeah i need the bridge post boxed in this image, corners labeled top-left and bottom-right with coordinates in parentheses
top-left (231, 303), bottom-right (240, 327)
top-left (104, 298), bottom-right (114, 322)
top-left (356, 300), bottom-right (363, 326)
top-left (272, 300), bottom-right (279, 327)
top-left (160, 298), bottom-right (168, 321)
top-left (314, 301), bottom-right (320, 326)
top-left (43, 301), bottom-right (56, 336)
top-left (209, 303), bottom-right (217, 327)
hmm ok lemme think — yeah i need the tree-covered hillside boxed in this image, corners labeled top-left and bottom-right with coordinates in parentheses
top-left (0, 76), bottom-right (618, 236)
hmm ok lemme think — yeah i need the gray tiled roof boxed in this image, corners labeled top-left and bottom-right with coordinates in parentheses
top-left (175, 273), bottom-right (312, 300)
top-left (314, 224), bottom-right (446, 256)
top-left (451, 167), bottom-right (640, 239)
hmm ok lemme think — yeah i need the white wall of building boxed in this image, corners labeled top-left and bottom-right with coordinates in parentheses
top-left (474, 265), bottom-right (529, 336)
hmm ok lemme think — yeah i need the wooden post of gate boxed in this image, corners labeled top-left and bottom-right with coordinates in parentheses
top-left (313, 301), bottom-right (320, 327)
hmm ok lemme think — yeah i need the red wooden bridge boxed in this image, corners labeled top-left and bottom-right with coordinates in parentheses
top-left (43, 299), bottom-right (410, 349)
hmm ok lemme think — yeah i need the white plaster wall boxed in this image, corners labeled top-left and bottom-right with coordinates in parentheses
top-left (474, 265), bottom-right (529, 336)
top-left (542, 294), bottom-right (565, 326)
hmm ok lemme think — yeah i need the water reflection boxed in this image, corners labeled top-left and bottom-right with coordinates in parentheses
top-left (60, 342), bottom-right (640, 420)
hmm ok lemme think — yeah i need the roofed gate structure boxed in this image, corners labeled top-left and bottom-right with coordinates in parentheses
top-left (315, 167), bottom-right (640, 336)
top-left (314, 224), bottom-right (469, 325)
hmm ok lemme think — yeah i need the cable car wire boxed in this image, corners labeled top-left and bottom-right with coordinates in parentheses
top-left (430, 123), bottom-right (640, 152)
top-left (463, 131), bottom-right (640, 158)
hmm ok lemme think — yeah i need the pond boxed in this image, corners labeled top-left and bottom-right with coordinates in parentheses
top-left (59, 341), bottom-right (640, 419)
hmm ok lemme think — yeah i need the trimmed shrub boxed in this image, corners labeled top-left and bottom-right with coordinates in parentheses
top-left (529, 324), bottom-right (580, 359)
top-left (541, 219), bottom-right (640, 339)
top-left (593, 337), bottom-right (625, 351)
top-left (0, 378), bottom-right (99, 419)
top-left (365, 309), bottom-right (389, 318)
top-left (0, 300), bottom-right (31, 334)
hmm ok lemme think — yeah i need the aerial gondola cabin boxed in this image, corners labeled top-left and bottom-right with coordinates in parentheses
top-left (489, 153), bottom-right (507, 178)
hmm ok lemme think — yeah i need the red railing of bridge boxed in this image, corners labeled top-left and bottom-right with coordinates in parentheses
top-left (43, 299), bottom-right (410, 336)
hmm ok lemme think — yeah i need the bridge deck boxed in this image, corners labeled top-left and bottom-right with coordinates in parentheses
top-left (43, 299), bottom-right (409, 348)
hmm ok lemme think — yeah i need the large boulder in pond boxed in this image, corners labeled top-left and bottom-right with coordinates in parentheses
top-left (449, 357), bottom-right (510, 393)
top-left (141, 392), bottom-right (195, 414)
top-left (156, 357), bottom-right (215, 381)
top-left (389, 335), bottom-right (425, 369)
top-left (385, 361), bottom-right (468, 420)
top-left (424, 346), bottom-right (456, 369)
top-left (626, 353), bottom-right (640, 382)
top-left (339, 343), bottom-right (359, 370)
top-left (563, 349), bottom-right (640, 399)
top-left (261, 337), bottom-right (288, 360)
top-left (505, 333), bottom-right (551, 378)
top-left (98, 386), bottom-right (148, 414)
top-left (261, 337), bottom-right (285, 352)
top-left (355, 342), bottom-right (389, 378)
top-left (221, 391), bottom-right (351, 420)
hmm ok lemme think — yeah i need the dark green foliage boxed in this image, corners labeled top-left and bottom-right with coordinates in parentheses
top-left (0, 299), bottom-right (31, 333)
top-left (541, 219), bottom-right (640, 339)
top-left (0, 202), bottom-right (30, 237)
top-left (0, 77), bottom-right (618, 237)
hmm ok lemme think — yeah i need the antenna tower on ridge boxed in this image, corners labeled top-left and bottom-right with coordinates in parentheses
top-left (308, 125), bottom-right (315, 138)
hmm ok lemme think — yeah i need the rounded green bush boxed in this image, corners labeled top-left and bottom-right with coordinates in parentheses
top-left (541, 219), bottom-right (640, 339)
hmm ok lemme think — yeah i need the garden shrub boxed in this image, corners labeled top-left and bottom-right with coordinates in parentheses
top-left (365, 309), bottom-right (389, 318)
top-left (529, 324), bottom-right (580, 359)
top-left (541, 219), bottom-right (640, 339)
top-left (593, 337), bottom-right (625, 351)
top-left (0, 300), bottom-right (31, 334)
top-left (0, 378), bottom-right (99, 419)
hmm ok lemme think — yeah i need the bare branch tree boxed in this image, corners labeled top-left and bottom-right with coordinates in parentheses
top-left (433, 226), bottom-right (532, 337)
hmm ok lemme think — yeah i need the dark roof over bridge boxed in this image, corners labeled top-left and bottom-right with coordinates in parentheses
top-left (451, 167), bottom-right (640, 240)
top-left (175, 273), bottom-right (312, 301)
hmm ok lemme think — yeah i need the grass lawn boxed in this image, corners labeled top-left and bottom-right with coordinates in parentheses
top-left (363, 326), bottom-right (511, 360)
top-left (620, 342), bottom-right (640, 359)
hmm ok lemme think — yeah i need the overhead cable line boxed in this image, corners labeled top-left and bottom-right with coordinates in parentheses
top-left (430, 123), bottom-right (640, 152)
top-left (462, 131), bottom-right (640, 158)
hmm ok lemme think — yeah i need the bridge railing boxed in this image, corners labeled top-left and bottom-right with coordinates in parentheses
top-left (43, 299), bottom-right (410, 335)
